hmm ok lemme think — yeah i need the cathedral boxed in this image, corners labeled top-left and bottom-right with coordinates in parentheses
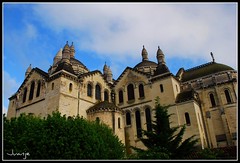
top-left (7, 41), bottom-right (237, 150)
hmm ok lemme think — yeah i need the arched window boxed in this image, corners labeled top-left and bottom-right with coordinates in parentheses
top-left (160, 84), bottom-right (164, 92)
top-left (23, 87), bottom-right (27, 103)
top-left (185, 112), bottom-right (191, 126)
top-left (52, 83), bottom-right (54, 90)
top-left (224, 89), bottom-right (232, 104)
top-left (139, 84), bottom-right (145, 98)
top-left (95, 84), bottom-right (101, 100)
top-left (29, 81), bottom-right (35, 100)
top-left (135, 110), bottom-right (142, 138)
top-left (209, 93), bottom-right (216, 107)
top-left (87, 84), bottom-right (92, 97)
top-left (126, 111), bottom-right (131, 125)
top-left (119, 90), bottom-right (124, 103)
top-left (104, 90), bottom-right (109, 101)
top-left (118, 117), bottom-right (121, 128)
top-left (145, 108), bottom-right (152, 132)
top-left (69, 83), bottom-right (73, 92)
top-left (36, 81), bottom-right (41, 97)
top-left (127, 84), bottom-right (135, 101)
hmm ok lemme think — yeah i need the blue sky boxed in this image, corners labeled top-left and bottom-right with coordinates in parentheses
top-left (2, 2), bottom-right (237, 114)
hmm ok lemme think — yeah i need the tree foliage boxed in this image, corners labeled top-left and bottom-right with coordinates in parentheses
top-left (130, 97), bottom-right (199, 159)
top-left (3, 112), bottom-right (125, 160)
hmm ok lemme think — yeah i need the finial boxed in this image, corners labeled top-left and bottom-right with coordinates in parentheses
top-left (143, 45), bottom-right (145, 49)
top-left (66, 41), bottom-right (68, 45)
top-left (158, 46), bottom-right (160, 49)
top-left (72, 42), bottom-right (73, 46)
top-left (210, 52), bottom-right (215, 62)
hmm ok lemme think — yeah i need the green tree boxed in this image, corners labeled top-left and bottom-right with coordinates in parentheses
top-left (131, 97), bottom-right (199, 159)
top-left (4, 112), bottom-right (125, 160)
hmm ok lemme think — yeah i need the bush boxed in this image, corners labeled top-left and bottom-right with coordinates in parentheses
top-left (3, 112), bottom-right (125, 160)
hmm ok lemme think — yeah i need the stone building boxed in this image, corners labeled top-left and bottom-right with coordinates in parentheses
top-left (7, 41), bottom-right (237, 151)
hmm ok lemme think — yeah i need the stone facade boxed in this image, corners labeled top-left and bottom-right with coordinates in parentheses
top-left (7, 42), bottom-right (237, 151)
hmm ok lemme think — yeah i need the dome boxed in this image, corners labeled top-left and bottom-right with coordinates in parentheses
top-left (181, 62), bottom-right (235, 82)
top-left (134, 60), bottom-right (158, 69)
top-left (86, 101), bottom-right (122, 114)
top-left (70, 58), bottom-right (89, 72)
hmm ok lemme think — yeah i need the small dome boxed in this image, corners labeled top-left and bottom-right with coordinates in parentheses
top-left (142, 45), bottom-right (149, 61)
top-left (157, 46), bottom-right (164, 55)
top-left (63, 41), bottom-right (70, 53)
top-left (134, 60), bottom-right (158, 69)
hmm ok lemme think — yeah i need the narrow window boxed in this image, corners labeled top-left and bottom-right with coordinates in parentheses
top-left (104, 90), bottom-right (109, 101)
top-left (95, 84), bottom-right (101, 100)
top-left (96, 117), bottom-right (100, 124)
top-left (176, 85), bottom-right (178, 92)
top-left (209, 93), bottom-right (216, 107)
top-left (145, 108), bottom-right (152, 132)
top-left (139, 84), bottom-right (145, 98)
top-left (126, 112), bottom-right (131, 125)
top-left (87, 84), bottom-right (92, 97)
top-left (29, 81), bottom-right (35, 100)
top-left (36, 81), bottom-right (41, 97)
top-left (160, 84), bottom-right (164, 92)
top-left (119, 90), bottom-right (124, 103)
top-left (135, 110), bottom-right (142, 138)
top-left (69, 83), bottom-right (73, 92)
top-left (185, 112), bottom-right (191, 126)
top-left (23, 87), bottom-right (27, 103)
top-left (52, 83), bottom-right (54, 90)
top-left (127, 84), bottom-right (135, 101)
top-left (224, 89), bottom-right (232, 104)
top-left (118, 117), bottom-right (121, 128)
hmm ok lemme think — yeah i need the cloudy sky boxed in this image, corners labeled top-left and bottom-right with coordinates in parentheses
top-left (2, 2), bottom-right (237, 115)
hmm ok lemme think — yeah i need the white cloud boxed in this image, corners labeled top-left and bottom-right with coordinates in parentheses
top-left (3, 71), bottom-right (21, 114)
top-left (31, 3), bottom-right (237, 70)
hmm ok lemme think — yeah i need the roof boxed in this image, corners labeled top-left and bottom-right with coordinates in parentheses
top-left (175, 89), bottom-right (198, 103)
top-left (53, 62), bottom-right (75, 75)
top-left (154, 64), bottom-right (170, 76)
top-left (86, 101), bottom-right (122, 114)
top-left (134, 60), bottom-right (158, 69)
top-left (180, 62), bottom-right (235, 82)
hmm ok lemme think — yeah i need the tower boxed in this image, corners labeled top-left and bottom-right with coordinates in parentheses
top-left (142, 45), bottom-right (149, 61)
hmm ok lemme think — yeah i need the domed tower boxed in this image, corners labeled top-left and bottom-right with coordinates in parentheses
top-left (156, 46), bottom-right (166, 65)
top-left (134, 46), bottom-right (158, 75)
top-left (70, 42), bottom-right (75, 58)
top-left (103, 63), bottom-right (113, 84)
top-left (142, 45), bottom-right (149, 61)
top-left (62, 41), bottom-right (71, 64)
top-left (25, 64), bottom-right (32, 78)
top-left (53, 48), bottom-right (62, 66)
top-left (103, 62), bottom-right (108, 75)
top-left (107, 66), bottom-right (113, 84)
top-left (154, 46), bottom-right (170, 76)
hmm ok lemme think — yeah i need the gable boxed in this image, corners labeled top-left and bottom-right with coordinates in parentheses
top-left (13, 68), bottom-right (48, 97)
top-left (114, 67), bottom-right (149, 90)
top-left (80, 70), bottom-right (111, 90)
